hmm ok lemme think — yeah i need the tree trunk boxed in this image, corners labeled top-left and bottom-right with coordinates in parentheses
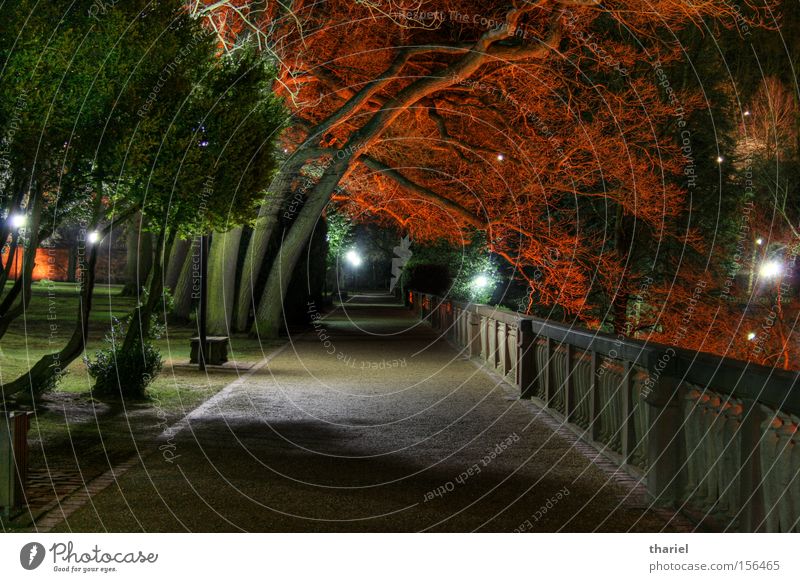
top-left (0, 175), bottom-right (25, 294)
top-left (251, 159), bottom-right (348, 337)
top-left (172, 237), bottom-right (198, 320)
top-left (612, 206), bottom-right (632, 336)
top-left (1, 193), bottom-right (101, 397)
top-left (120, 228), bottom-right (174, 355)
top-left (247, 20), bottom-right (561, 338)
top-left (207, 227), bottom-right (243, 335)
top-left (122, 212), bottom-right (153, 296)
top-left (0, 184), bottom-right (44, 340)
top-left (233, 158), bottom-right (301, 332)
top-left (165, 238), bottom-right (190, 293)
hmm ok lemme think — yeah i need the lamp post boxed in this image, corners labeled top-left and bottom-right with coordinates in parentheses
top-left (198, 234), bottom-right (209, 371)
top-left (346, 249), bottom-right (361, 292)
top-left (4, 214), bottom-right (27, 277)
top-left (757, 256), bottom-right (790, 369)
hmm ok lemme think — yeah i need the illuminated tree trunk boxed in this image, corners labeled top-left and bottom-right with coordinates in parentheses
top-left (207, 226), bottom-right (242, 335)
top-left (120, 228), bottom-right (175, 355)
top-left (251, 159), bottom-right (349, 337)
top-left (233, 163), bottom-right (298, 332)
top-left (165, 238), bottom-right (190, 293)
top-left (122, 212), bottom-right (153, 296)
top-left (248, 33), bottom-right (549, 337)
top-left (172, 238), bottom-right (198, 320)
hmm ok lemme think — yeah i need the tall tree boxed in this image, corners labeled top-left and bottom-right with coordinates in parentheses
top-left (195, 0), bottom-right (774, 338)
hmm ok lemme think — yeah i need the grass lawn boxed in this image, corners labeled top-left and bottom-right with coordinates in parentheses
top-left (1, 281), bottom-right (276, 391)
top-left (0, 281), bottom-right (284, 529)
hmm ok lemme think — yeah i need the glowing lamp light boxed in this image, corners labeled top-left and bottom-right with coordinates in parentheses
top-left (87, 231), bottom-right (101, 245)
top-left (755, 238), bottom-right (763, 245)
top-left (716, 156), bottom-right (724, 164)
top-left (345, 250), bottom-right (362, 267)
top-left (747, 332), bottom-right (756, 341)
top-left (743, 110), bottom-right (751, 116)
top-left (472, 274), bottom-right (490, 289)
top-left (496, 153), bottom-right (505, 161)
top-left (9, 213), bottom-right (26, 229)
top-left (759, 260), bottom-right (782, 279)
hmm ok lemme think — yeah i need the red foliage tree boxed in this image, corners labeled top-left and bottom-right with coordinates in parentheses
top-left (191, 0), bottom-right (773, 342)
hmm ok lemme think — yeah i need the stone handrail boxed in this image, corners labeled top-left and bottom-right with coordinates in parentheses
top-left (409, 291), bottom-right (800, 532)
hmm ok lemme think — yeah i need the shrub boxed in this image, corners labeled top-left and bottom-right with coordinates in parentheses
top-left (87, 316), bottom-right (163, 398)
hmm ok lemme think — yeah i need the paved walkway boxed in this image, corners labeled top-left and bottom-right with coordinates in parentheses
top-left (49, 294), bottom-right (685, 532)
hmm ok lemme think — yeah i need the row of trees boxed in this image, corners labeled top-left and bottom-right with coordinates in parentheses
top-left (188, 0), bottom-right (797, 368)
top-left (1, 0), bottom-right (285, 396)
top-left (3, 0), bottom-right (797, 402)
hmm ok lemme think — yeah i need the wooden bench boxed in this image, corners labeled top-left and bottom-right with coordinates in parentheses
top-left (189, 336), bottom-right (229, 366)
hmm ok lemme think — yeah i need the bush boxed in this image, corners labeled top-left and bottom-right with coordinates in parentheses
top-left (87, 317), bottom-right (163, 398)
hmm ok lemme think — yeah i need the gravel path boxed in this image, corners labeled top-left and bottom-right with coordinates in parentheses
top-left (50, 294), bottom-right (685, 532)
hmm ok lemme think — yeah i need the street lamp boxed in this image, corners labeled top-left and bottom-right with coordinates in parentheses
top-left (759, 260), bottom-right (782, 279)
top-left (87, 231), bottom-right (101, 245)
top-left (9, 214), bottom-right (26, 229)
top-left (471, 274), bottom-right (489, 290)
top-left (345, 249), bottom-right (361, 292)
top-left (346, 249), bottom-right (362, 267)
top-left (747, 332), bottom-right (756, 341)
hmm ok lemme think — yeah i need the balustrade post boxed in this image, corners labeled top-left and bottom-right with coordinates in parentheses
top-left (518, 321), bottom-right (535, 399)
top-left (565, 344), bottom-right (575, 422)
top-left (589, 351), bottom-right (600, 441)
top-left (544, 338), bottom-right (553, 406)
top-left (643, 373), bottom-right (682, 507)
top-left (497, 321), bottom-right (507, 375)
top-left (621, 360), bottom-right (635, 465)
top-left (737, 399), bottom-right (767, 532)
top-left (467, 311), bottom-right (481, 357)
top-left (486, 318), bottom-right (497, 367)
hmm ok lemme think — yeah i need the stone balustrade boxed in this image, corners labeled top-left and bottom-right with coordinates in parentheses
top-left (409, 291), bottom-right (800, 532)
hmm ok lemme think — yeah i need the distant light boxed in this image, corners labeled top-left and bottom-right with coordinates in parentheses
top-left (283, 148), bottom-right (289, 153)
top-left (9, 214), bottom-right (26, 229)
top-left (199, 140), bottom-right (209, 147)
top-left (755, 238), bottom-right (763, 245)
top-left (716, 156), bottom-right (724, 163)
top-left (743, 110), bottom-right (751, 116)
top-left (759, 260), bottom-right (782, 279)
top-left (472, 274), bottom-right (489, 289)
top-left (747, 332), bottom-right (756, 341)
top-left (345, 250), bottom-right (362, 267)
top-left (496, 153), bottom-right (505, 161)
top-left (87, 231), bottom-right (101, 244)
